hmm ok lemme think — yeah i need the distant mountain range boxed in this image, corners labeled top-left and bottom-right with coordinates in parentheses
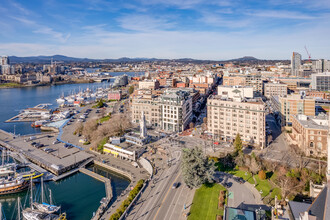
top-left (8, 55), bottom-right (285, 64)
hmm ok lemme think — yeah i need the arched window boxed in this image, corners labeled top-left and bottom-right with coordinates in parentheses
top-left (310, 142), bottom-right (314, 148)
top-left (317, 142), bottom-right (322, 150)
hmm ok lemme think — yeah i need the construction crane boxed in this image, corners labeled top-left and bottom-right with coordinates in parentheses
top-left (304, 45), bottom-right (312, 62)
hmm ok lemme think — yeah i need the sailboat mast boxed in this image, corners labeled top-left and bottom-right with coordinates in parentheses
top-left (41, 176), bottom-right (44, 203)
top-left (18, 197), bottom-right (21, 220)
top-left (49, 189), bottom-right (52, 205)
top-left (30, 176), bottom-right (33, 208)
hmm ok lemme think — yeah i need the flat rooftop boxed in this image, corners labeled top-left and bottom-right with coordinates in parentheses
top-left (293, 114), bottom-right (328, 130)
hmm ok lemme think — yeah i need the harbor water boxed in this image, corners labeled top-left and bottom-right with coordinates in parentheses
top-left (0, 72), bottom-right (140, 219)
top-left (0, 72), bottom-right (141, 135)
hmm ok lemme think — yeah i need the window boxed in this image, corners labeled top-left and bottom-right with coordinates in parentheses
top-left (310, 142), bottom-right (314, 148)
top-left (317, 142), bottom-right (322, 150)
top-left (310, 136), bottom-right (314, 140)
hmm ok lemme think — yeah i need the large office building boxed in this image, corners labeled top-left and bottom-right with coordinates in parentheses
top-left (263, 83), bottom-right (288, 98)
top-left (207, 94), bottom-right (266, 149)
top-left (311, 72), bottom-right (330, 91)
top-left (291, 52), bottom-right (302, 76)
top-left (160, 90), bottom-right (192, 132)
top-left (279, 94), bottom-right (315, 126)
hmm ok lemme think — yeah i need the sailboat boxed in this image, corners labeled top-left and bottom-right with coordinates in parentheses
top-left (22, 177), bottom-right (66, 220)
top-left (32, 177), bottom-right (61, 214)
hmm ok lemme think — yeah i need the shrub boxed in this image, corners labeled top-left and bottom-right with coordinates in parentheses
top-left (109, 179), bottom-right (145, 220)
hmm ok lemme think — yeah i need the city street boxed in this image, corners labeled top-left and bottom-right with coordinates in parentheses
top-left (126, 147), bottom-right (195, 220)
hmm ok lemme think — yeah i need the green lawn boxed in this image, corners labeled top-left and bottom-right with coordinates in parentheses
top-left (270, 187), bottom-right (282, 200)
top-left (189, 183), bottom-right (226, 220)
top-left (98, 115), bottom-right (111, 123)
top-left (0, 83), bottom-right (22, 88)
top-left (254, 175), bottom-right (272, 197)
top-left (228, 170), bottom-right (255, 184)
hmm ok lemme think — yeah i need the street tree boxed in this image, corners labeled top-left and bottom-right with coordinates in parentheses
top-left (128, 85), bottom-right (134, 94)
top-left (181, 146), bottom-right (215, 188)
top-left (233, 133), bottom-right (243, 153)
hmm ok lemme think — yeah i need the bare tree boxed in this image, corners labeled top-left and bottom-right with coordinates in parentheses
top-left (74, 122), bottom-right (84, 136)
top-left (82, 119), bottom-right (99, 141)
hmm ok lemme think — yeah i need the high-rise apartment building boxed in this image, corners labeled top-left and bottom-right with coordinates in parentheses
top-left (312, 59), bottom-right (330, 73)
top-left (311, 72), bottom-right (330, 91)
top-left (0, 56), bottom-right (9, 65)
top-left (279, 94), bottom-right (315, 126)
top-left (291, 52), bottom-right (301, 76)
top-left (207, 94), bottom-right (266, 148)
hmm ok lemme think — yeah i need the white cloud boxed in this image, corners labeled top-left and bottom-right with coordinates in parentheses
top-left (117, 14), bottom-right (175, 31)
top-left (247, 10), bottom-right (317, 20)
top-left (10, 16), bottom-right (70, 43)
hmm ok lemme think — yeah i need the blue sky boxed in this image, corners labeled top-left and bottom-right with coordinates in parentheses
top-left (0, 0), bottom-right (329, 59)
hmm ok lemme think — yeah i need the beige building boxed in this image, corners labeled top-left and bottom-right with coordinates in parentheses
top-left (131, 90), bottom-right (161, 127)
top-left (138, 80), bottom-right (160, 90)
top-left (222, 74), bottom-right (264, 94)
top-left (279, 94), bottom-right (315, 126)
top-left (207, 95), bottom-right (266, 148)
top-left (264, 83), bottom-right (287, 98)
top-left (291, 114), bottom-right (328, 157)
top-left (222, 75), bottom-right (245, 87)
top-left (245, 75), bottom-right (264, 94)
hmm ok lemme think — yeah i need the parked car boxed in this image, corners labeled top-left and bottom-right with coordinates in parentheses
top-left (53, 140), bottom-right (60, 144)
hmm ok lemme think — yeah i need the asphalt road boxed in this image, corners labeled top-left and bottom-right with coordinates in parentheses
top-left (215, 172), bottom-right (261, 208)
top-left (126, 149), bottom-right (194, 220)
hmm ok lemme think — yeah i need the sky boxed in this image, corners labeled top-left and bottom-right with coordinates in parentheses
top-left (0, 0), bottom-right (329, 60)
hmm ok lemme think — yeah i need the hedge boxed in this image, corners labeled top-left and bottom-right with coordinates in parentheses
top-left (109, 179), bottom-right (145, 220)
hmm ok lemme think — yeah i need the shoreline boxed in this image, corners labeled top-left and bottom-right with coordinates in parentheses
top-left (0, 80), bottom-right (98, 89)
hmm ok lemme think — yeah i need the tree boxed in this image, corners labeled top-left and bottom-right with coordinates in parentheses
top-left (249, 154), bottom-right (260, 175)
top-left (233, 133), bottom-right (242, 153)
top-left (181, 146), bottom-right (215, 188)
top-left (234, 152), bottom-right (245, 167)
top-left (189, 122), bottom-right (195, 129)
top-left (82, 119), bottom-right (99, 141)
top-left (128, 85), bottom-right (134, 94)
top-left (258, 170), bottom-right (266, 180)
top-left (74, 122), bottom-right (84, 136)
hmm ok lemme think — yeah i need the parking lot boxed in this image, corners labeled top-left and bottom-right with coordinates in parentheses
top-left (10, 133), bottom-right (92, 170)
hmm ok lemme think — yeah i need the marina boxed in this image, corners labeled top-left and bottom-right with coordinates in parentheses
top-left (0, 76), bottom-right (139, 219)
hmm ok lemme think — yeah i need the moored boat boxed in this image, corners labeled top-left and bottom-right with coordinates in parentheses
top-left (0, 176), bottom-right (29, 195)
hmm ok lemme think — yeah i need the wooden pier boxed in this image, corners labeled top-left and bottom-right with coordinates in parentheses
top-left (79, 167), bottom-right (113, 220)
